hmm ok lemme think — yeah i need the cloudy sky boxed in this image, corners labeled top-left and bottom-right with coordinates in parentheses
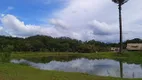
top-left (0, 0), bottom-right (142, 42)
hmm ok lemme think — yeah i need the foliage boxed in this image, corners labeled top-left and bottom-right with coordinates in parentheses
top-left (0, 52), bottom-right (11, 63)
top-left (0, 35), bottom-right (108, 53)
top-left (112, 0), bottom-right (129, 5)
top-left (0, 45), bottom-right (13, 63)
top-left (0, 35), bottom-right (141, 53)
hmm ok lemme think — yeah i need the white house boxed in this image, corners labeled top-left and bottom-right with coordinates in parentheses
top-left (111, 47), bottom-right (119, 52)
top-left (126, 43), bottom-right (142, 51)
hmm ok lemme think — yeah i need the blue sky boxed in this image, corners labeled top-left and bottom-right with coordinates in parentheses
top-left (0, 0), bottom-right (142, 42)
top-left (0, 0), bottom-right (65, 24)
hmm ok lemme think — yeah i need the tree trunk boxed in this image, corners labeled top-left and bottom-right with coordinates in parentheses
top-left (118, 4), bottom-right (123, 54)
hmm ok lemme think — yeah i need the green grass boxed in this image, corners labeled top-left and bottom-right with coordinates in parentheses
top-left (11, 51), bottom-right (142, 64)
top-left (1, 51), bottom-right (142, 80)
top-left (0, 63), bottom-right (141, 80)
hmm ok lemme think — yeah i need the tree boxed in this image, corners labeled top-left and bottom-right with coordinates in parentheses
top-left (112, 0), bottom-right (129, 54)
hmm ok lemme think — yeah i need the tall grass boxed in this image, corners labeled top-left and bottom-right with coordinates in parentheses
top-left (0, 52), bottom-right (11, 63)
top-left (0, 45), bottom-right (13, 63)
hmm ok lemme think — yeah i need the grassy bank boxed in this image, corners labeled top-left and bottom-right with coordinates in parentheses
top-left (0, 63), bottom-right (141, 80)
top-left (11, 51), bottom-right (142, 64)
top-left (1, 51), bottom-right (142, 80)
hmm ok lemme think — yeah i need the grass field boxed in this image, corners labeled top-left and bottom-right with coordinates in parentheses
top-left (0, 51), bottom-right (142, 80)
top-left (0, 63), bottom-right (142, 80)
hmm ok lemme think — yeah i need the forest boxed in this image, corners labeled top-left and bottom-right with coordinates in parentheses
top-left (0, 35), bottom-right (142, 53)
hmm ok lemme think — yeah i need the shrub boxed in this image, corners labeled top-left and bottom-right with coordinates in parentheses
top-left (0, 45), bottom-right (13, 63)
top-left (0, 52), bottom-right (11, 63)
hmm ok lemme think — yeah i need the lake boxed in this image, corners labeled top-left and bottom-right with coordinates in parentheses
top-left (11, 58), bottom-right (142, 78)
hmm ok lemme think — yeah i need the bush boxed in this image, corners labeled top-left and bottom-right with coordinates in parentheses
top-left (0, 45), bottom-right (13, 63)
top-left (0, 52), bottom-right (11, 63)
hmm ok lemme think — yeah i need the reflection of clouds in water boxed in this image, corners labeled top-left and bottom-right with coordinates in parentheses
top-left (123, 63), bottom-right (142, 78)
top-left (11, 58), bottom-right (142, 78)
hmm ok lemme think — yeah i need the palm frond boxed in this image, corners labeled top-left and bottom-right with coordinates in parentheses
top-left (112, 0), bottom-right (119, 4)
top-left (112, 0), bottom-right (129, 5)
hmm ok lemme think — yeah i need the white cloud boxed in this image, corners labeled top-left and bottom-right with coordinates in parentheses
top-left (49, 0), bottom-right (142, 42)
top-left (89, 20), bottom-right (118, 35)
top-left (0, 14), bottom-right (73, 38)
top-left (1, 14), bottom-right (41, 37)
top-left (49, 18), bottom-right (69, 29)
top-left (0, 27), bottom-right (3, 32)
top-left (0, 0), bottom-right (142, 42)
top-left (1, 14), bottom-right (5, 17)
top-left (0, 26), bottom-right (9, 36)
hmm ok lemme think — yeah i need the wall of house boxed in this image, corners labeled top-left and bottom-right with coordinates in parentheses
top-left (127, 43), bottom-right (142, 51)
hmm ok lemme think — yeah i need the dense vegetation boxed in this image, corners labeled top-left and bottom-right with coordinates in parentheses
top-left (0, 35), bottom-right (142, 53)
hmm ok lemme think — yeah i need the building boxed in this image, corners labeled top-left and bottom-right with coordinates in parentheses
top-left (111, 47), bottom-right (120, 52)
top-left (126, 43), bottom-right (142, 51)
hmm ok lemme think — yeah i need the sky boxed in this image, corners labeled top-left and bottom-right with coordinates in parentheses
top-left (0, 0), bottom-right (142, 42)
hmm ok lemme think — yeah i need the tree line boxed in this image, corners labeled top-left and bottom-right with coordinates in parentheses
top-left (0, 35), bottom-right (141, 53)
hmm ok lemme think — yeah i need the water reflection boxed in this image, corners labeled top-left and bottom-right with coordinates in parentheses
top-left (120, 61), bottom-right (123, 78)
top-left (24, 56), bottom-right (81, 63)
top-left (11, 58), bottom-right (142, 78)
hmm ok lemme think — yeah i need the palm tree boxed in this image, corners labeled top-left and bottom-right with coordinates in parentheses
top-left (112, 0), bottom-right (129, 54)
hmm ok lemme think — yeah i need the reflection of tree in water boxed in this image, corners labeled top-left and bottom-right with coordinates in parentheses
top-left (25, 55), bottom-right (81, 63)
top-left (140, 64), bottom-right (142, 69)
top-left (107, 70), bottom-right (110, 76)
top-left (119, 61), bottom-right (123, 78)
top-left (119, 61), bottom-right (135, 78)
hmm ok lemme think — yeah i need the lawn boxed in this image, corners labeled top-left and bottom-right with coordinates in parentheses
top-left (0, 63), bottom-right (142, 80)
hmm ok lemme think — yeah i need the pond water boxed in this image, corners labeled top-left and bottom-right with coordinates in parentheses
top-left (11, 58), bottom-right (142, 78)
